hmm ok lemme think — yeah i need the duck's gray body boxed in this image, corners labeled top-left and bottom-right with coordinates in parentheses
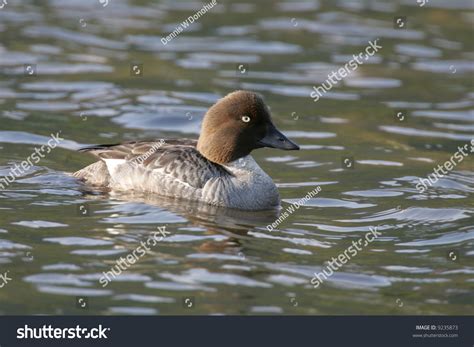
top-left (73, 139), bottom-right (280, 210)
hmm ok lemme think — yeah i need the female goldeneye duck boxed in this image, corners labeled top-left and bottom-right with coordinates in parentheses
top-left (73, 90), bottom-right (299, 210)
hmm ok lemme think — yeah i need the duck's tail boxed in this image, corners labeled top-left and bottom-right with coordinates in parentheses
top-left (73, 161), bottom-right (110, 187)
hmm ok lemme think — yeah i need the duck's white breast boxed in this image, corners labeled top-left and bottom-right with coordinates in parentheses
top-left (102, 153), bottom-right (279, 210)
top-left (201, 156), bottom-right (280, 210)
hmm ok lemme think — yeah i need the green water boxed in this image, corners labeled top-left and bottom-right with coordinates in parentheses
top-left (0, 0), bottom-right (473, 315)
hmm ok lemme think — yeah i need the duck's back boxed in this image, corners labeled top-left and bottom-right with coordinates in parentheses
top-left (73, 139), bottom-right (229, 198)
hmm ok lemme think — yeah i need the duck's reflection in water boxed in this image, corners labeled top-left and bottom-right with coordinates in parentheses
top-left (80, 189), bottom-right (281, 256)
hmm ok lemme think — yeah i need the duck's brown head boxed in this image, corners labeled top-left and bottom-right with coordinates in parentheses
top-left (197, 90), bottom-right (299, 164)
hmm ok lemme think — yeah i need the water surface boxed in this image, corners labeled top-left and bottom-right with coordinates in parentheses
top-left (0, 0), bottom-right (473, 315)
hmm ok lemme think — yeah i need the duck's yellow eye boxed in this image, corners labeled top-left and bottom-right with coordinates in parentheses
top-left (241, 116), bottom-right (251, 123)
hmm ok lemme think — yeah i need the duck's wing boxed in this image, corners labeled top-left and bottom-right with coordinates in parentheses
top-left (76, 139), bottom-right (228, 189)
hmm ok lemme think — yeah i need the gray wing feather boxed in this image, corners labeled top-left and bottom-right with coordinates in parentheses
top-left (75, 139), bottom-right (229, 189)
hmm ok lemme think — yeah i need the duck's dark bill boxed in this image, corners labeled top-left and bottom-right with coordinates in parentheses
top-left (257, 125), bottom-right (300, 150)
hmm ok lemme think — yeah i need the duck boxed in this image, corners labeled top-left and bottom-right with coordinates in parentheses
top-left (73, 90), bottom-right (299, 210)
